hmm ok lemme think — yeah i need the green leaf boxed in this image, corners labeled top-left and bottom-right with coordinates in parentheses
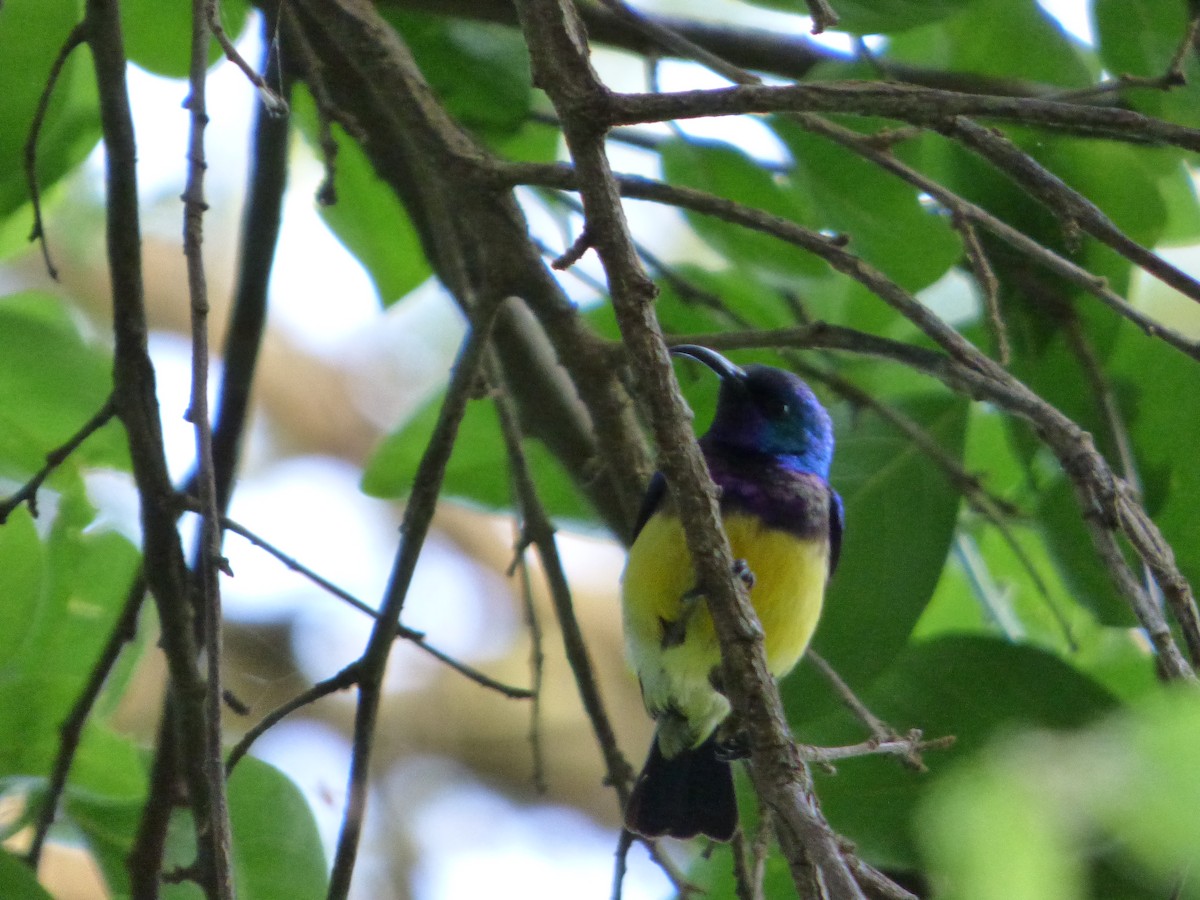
top-left (653, 263), bottom-right (800, 334)
top-left (889, 0), bottom-right (1095, 86)
top-left (72, 760), bottom-right (327, 900)
top-left (0, 293), bottom-right (126, 476)
top-left (0, 0), bottom-right (101, 222)
top-left (121, 0), bottom-right (250, 77)
top-left (292, 89), bottom-right (430, 307)
top-left (1095, 0), bottom-right (1200, 126)
top-left (916, 407), bottom-right (1156, 698)
top-left (0, 519), bottom-right (142, 797)
top-left (384, 12), bottom-right (533, 136)
top-left (1110, 326), bottom-right (1200, 603)
top-left (921, 757), bottom-right (1085, 900)
top-left (0, 508), bottom-right (45, 670)
top-left (228, 758), bottom-right (328, 900)
top-left (783, 392), bottom-right (969, 718)
top-left (1153, 155), bottom-right (1200, 245)
top-left (489, 119), bottom-right (561, 165)
top-left (772, 117), bottom-right (962, 292)
top-left (65, 793), bottom-right (141, 899)
top-left (808, 635), bottom-right (1119, 869)
top-left (736, 0), bottom-right (970, 33)
top-left (658, 138), bottom-right (829, 281)
top-left (1036, 476), bottom-right (1135, 627)
top-left (362, 392), bottom-right (593, 523)
top-left (919, 686), bottom-right (1200, 899)
top-left (0, 848), bottom-right (53, 900)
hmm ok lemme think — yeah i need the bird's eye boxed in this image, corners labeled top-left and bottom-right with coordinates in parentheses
top-left (758, 394), bottom-right (790, 418)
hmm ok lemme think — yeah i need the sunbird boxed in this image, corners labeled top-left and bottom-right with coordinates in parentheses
top-left (622, 345), bottom-right (842, 841)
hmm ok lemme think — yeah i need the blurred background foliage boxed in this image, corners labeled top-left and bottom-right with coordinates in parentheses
top-left (1, 0), bottom-right (1200, 898)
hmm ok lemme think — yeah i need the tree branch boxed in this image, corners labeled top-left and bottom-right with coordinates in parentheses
top-left (209, 15), bottom-right (291, 513)
top-left (183, 1), bottom-right (234, 893)
top-left (84, 1), bottom-right (227, 895)
top-left (491, 354), bottom-right (635, 800)
top-left (606, 82), bottom-right (1200, 151)
top-left (22, 21), bottom-right (89, 281)
top-left (26, 576), bottom-right (146, 868)
top-left (286, 0), bottom-right (651, 538)
top-left (942, 115), bottom-right (1200, 307)
top-left (513, 1), bottom-right (870, 896)
top-left (326, 297), bottom-right (504, 900)
top-left (196, 503), bottom-right (535, 699)
top-left (225, 664), bottom-right (361, 774)
top-left (0, 395), bottom-right (115, 524)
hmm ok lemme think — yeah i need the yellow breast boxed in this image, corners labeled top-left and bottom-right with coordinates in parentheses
top-left (622, 510), bottom-right (829, 682)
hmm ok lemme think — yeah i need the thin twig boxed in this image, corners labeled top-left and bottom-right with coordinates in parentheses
top-left (1061, 310), bottom-right (1166, 623)
top-left (605, 81), bottom-right (1200, 151)
top-left (0, 395), bottom-right (115, 524)
top-left (504, 159), bottom-right (1200, 366)
top-left (802, 0), bottom-right (839, 34)
top-left (326, 298), bottom-right (504, 900)
top-left (941, 115), bottom-right (1200, 307)
top-left (750, 805), bottom-right (772, 900)
top-left (129, 704), bottom-right (183, 899)
top-left (611, 830), bottom-right (634, 900)
top-left (1047, 15), bottom-right (1200, 102)
top-left (225, 664), bottom-right (361, 773)
top-left (489, 355), bottom-right (636, 801)
top-left (592, 0), bottom-right (750, 84)
top-left (845, 856), bottom-right (920, 900)
top-left (189, 503), bottom-right (533, 699)
top-left (209, 13), bottom-right (291, 513)
top-left (26, 576), bottom-right (146, 867)
top-left (22, 21), bottom-right (89, 281)
top-left (492, 353), bottom-right (691, 892)
top-left (204, 0), bottom-right (288, 116)
top-left (731, 828), bottom-right (758, 900)
top-left (793, 361), bottom-right (1021, 520)
top-left (279, 8), bottom-right (339, 204)
top-left (183, 1), bottom-right (234, 892)
top-left (509, 529), bottom-right (548, 792)
top-left (85, 0), bottom-right (221, 893)
top-left (953, 212), bottom-right (1009, 365)
top-left (799, 733), bottom-right (956, 768)
top-left (806, 651), bottom-right (925, 770)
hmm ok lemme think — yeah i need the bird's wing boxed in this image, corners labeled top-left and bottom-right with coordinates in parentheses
top-left (630, 471), bottom-right (667, 542)
top-left (829, 489), bottom-right (845, 576)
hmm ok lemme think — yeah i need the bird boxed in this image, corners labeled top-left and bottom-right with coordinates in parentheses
top-left (621, 344), bottom-right (842, 842)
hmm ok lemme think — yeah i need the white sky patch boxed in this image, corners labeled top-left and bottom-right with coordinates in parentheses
top-left (147, 330), bottom-right (223, 485)
top-left (404, 758), bottom-right (673, 900)
top-left (1037, 0), bottom-right (1096, 45)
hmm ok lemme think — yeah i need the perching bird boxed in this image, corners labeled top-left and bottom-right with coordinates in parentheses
top-left (622, 345), bottom-right (842, 842)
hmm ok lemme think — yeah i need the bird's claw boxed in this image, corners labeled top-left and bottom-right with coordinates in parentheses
top-left (715, 731), bottom-right (750, 761)
top-left (732, 558), bottom-right (755, 590)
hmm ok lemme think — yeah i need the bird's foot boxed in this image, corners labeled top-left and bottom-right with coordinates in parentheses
top-left (715, 731), bottom-right (750, 762)
top-left (732, 558), bottom-right (755, 590)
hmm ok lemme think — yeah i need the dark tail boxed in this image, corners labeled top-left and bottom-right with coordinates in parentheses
top-left (624, 735), bottom-right (736, 842)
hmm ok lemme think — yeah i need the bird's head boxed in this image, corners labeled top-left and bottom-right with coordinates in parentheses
top-left (671, 345), bottom-right (834, 478)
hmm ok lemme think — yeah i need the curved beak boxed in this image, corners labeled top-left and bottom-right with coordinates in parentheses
top-left (669, 344), bottom-right (746, 382)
